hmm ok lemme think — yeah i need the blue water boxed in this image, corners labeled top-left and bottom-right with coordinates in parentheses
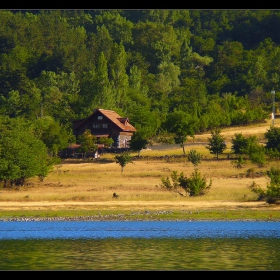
top-left (0, 220), bottom-right (279, 240)
top-left (1, 221), bottom-right (280, 270)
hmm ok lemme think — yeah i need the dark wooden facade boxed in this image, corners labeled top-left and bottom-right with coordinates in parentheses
top-left (72, 108), bottom-right (137, 148)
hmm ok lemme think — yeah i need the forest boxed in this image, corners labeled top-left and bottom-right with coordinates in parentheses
top-left (0, 10), bottom-right (280, 158)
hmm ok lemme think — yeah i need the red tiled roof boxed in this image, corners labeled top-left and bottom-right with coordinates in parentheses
top-left (98, 109), bottom-right (137, 132)
top-left (73, 108), bottom-right (137, 132)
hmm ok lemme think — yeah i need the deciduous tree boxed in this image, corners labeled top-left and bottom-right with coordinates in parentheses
top-left (115, 151), bottom-right (133, 173)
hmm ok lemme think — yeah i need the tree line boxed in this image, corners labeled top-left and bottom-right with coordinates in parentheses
top-left (0, 10), bottom-right (278, 149)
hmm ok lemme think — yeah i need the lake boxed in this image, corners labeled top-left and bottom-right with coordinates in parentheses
top-left (0, 220), bottom-right (279, 270)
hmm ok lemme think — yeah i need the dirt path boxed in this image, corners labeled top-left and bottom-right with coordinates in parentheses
top-left (0, 200), bottom-right (279, 211)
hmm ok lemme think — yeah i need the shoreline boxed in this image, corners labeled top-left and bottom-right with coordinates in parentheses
top-left (1, 216), bottom-right (279, 222)
top-left (3, 200), bottom-right (279, 221)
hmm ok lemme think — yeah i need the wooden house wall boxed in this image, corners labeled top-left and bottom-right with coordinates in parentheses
top-left (73, 110), bottom-right (135, 148)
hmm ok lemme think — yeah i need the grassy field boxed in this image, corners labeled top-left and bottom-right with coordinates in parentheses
top-left (0, 119), bottom-right (280, 221)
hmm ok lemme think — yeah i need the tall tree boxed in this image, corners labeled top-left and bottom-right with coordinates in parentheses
top-left (129, 132), bottom-right (149, 157)
top-left (164, 110), bottom-right (198, 155)
top-left (94, 52), bottom-right (115, 109)
top-left (109, 43), bottom-right (129, 110)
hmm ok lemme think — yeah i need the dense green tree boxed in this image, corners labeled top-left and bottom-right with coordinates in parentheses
top-left (78, 70), bottom-right (97, 117)
top-left (77, 129), bottom-right (98, 158)
top-left (128, 65), bottom-right (142, 91)
top-left (206, 128), bottom-right (227, 160)
top-left (34, 70), bottom-right (80, 124)
top-left (154, 61), bottom-right (181, 96)
top-left (247, 144), bottom-right (267, 167)
top-left (128, 107), bottom-right (161, 140)
top-left (164, 110), bottom-right (198, 155)
top-left (93, 11), bottom-right (133, 44)
top-left (264, 126), bottom-right (280, 151)
top-left (132, 21), bottom-right (180, 73)
top-left (34, 116), bottom-right (72, 156)
top-left (93, 25), bottom-right (114, 62)
top-left (0, 117), bottom-right (55, 187)
top-left (172, 78), bottom-right (208, 114)
top-left (94, 52), bottom-right (115, 109)
top-left (231, 133), bottom-right (259, 155)
top-left (109, 43), bottom-right (129, 109)
top-left (129, 132), bottom-right (149, 157)
top-left (203, 100), bottom-right (231, 129)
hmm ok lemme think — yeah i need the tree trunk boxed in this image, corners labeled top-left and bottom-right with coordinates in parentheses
top-left (182, 144), bottom-right (186, 155)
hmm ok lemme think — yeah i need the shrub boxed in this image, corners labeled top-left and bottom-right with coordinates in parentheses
top-left (158, 169), bottom-right (212, 197)
top-left (232, 155), bottom-right (245, 168)
top-left (187, 149), bottom-right (202, 167)
top-left (250, 167), bottom-right (280, 204)
top-left (115, 152), bottom-right (133, 173)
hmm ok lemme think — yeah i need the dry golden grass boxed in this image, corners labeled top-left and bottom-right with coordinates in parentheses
top-left (0, 118), bottom-right (279, 213)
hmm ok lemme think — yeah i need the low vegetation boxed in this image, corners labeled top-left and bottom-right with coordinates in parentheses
top-left (158, 169), bottom-right (212, 197)
top-left (250, 167), bottom-right (280, 204)
top-left (0, 120), bottom-right (280, 221)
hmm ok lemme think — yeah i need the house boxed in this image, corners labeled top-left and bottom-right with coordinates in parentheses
top-left (72, 108), bottom-right (137, 148)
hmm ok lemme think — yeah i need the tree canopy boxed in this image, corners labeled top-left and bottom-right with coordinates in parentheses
top-left (0, 117), bottom-right (55, 187)
top-left (0, 10), bottom-right (279, 161)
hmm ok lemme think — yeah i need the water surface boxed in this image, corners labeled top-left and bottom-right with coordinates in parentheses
top-left (1, 220), bottom-right (279, 240)
top-left (1, 221), bottom-right (279, 270)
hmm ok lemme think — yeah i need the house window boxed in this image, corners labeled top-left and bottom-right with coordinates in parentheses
top-left (102, 123), bottom-right (108, 128)
top-left (93, 123), bottom-right (100, 128)
top-left (98, 116), bottom-right (103, 120)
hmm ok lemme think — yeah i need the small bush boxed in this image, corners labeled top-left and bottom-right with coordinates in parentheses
top-left (187, 149), bottom-right (202, 167)
top-left (232, 155), bottom-right (245, 168)
top-left (158, 169), bottom-right (212, 197)
top-left (250, 167), bottom-right (280, 204)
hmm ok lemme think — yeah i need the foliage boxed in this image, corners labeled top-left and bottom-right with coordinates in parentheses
top-left (0, 117), bottom-right (54, 187)
top-left (38, 156), bottom-right (61, 182)
top-left (247, 144), bottom-right (267, 167)
top-left (187, 149), bottom-right (202, 167)
top-left (126, 103), bottom-right (162, 139)
top-left (0, 10), bottom-right (279, 157)
top-left (77, 129), bottom-right (98, 158)
top-left (34, 116), bottom-right (71, 156)
top-left (206, 128), bottom-right (227, 160)
top-left (99, 136), bottom-right (114, 148)
top-left (129, 132), bottom-right (149, 157)
top-left (231, 132), bottom-right (266, 167)
top-left (266, 148), bottom-right (280, 160)
top-left (264, 126), bottom-right (280, 152)
top-left (159, 169), bottom-right (212, 197)
top-left (232, 155), bottom-right (245, 168)
top-left (163, 111), bottom-right (198, 155)
top-left (115, 151), bottom-right (133, 173)
top-left (231, 133), bottom-right (254, 155)
top-left (155, 129), bottom-right (175, 145)
top-left (250, 167), bottom-right (280, 204)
